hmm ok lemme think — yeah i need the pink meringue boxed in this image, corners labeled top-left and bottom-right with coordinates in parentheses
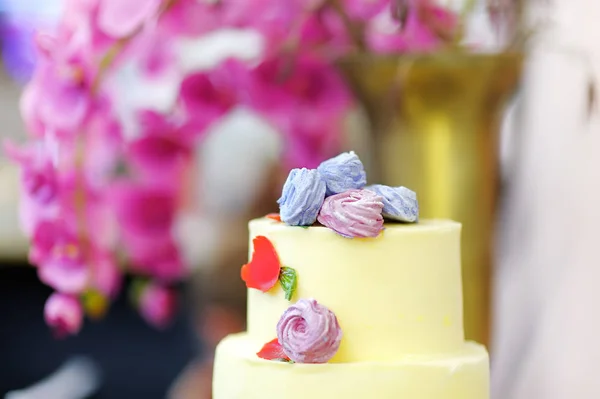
top-left (317, 189), bottom-right (384, 238)
top-left (277, 298), bottom-right (342, 364)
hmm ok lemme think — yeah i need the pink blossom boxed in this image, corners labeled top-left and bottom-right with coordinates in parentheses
top-left (97, 0), bottom-right (162, 38)
top-left (128, 237), bottom-right (186, 282)
top-left (133, 24), bottom-right (177, 77)
top-left (4, 141), bottom-right (59, 236)
top-left (178, 61), bottom-right (243, 131)
top-left (82, 100), bottom-right (123, 189)
top-left (110, 182), bottom-right (186, 281)
top-left (300, 10), bottom-right (354, 55)
top-left (53, 172), bottom-right (118, 251)
top-left (111, 182), bottom-right (176, 239)
top-left (128, 111), bottom-right (193, 186)
top-left (249, 56), bottom-right (350, 117)
top-left (44, 293), bottom-right (84, 337)
top-left (21, 34), bottom-right (95, 138)
top-left (247, 56), bottom-right (351, 168)
top-left (38, 248), bottom-right (90, 295)
top-left (31, 219), bottom-right (121, 296)
top-left (30, 221), bottom-right (89, 294)
top-left (366, 0), bottom-right (458, 53)
top-left (342, 0), bottom-right (389, 20)
top-left (138, 283), bottom-right (177, 329)
top-left (159, 0), bottom-right (223, 36)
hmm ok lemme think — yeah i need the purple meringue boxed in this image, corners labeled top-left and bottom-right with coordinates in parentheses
top-left (278, 168), bottom-right (326, 226)
top-left (317, 151), bottom-right (367, 196)
top-left (317, 189), bottom-right (384, 238)
top-left (277, 298), bottom-right (343, 364)
top-left (366, 185), bottom-right (419, 222)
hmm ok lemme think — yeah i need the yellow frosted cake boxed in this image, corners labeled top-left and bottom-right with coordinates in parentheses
top-left (213, 152), bottom-right (489, 399)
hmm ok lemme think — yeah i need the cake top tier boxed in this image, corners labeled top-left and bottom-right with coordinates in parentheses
top-left (246, 217), bottom-right (465, 363)
top-left (240, 151), bottom-right (459, 365)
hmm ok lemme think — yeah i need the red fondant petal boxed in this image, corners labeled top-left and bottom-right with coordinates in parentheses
top-left (257, 338), bottom-right (290, 361)
top-left (266, 213), bottom-right (282, 222)
top-left (241, 236), bottom-right (281, 292)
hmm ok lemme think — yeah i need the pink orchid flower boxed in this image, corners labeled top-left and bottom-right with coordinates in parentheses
top-left (178, 60), bottom-right (244, 132)
top-left (248, 56), bottom-right (350, 116)
top-left (343, 0), bottom-right (390, 20)
top-left (110, 182), bottom-right (186, 281)
top-left (4, 141), bottom-right (59, 236)
top-left (128, 111), bottom-right (193, 186)
top-left (97, 0), bottom-right (162, 38)
top-left (246, 56), bottom-right (350, 168)
top-left (21, 33), bottom-right (95, 138)
top-left (31, 221), bottom-right (89, 294)
top-left (160, 0), bottom-right (223, 36)
top-left (128, 238), bottom-right (186, 282)
top-left (44, 293), bottom-right (84, 337)
top-left (366, 0), bottom-right (458, 53)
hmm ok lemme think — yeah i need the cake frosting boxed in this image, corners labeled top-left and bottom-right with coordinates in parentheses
top-left (213, 151), bottom-right (489, 398)
top-left (245, 218), bottom-right (465, 362)
top-left (215, 334), bottom-right (488, 399)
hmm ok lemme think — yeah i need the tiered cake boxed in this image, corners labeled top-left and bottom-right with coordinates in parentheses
top-left (213, 152), bottom-right (489, 399)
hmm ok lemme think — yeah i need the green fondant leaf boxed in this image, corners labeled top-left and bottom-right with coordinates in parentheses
top-left (279, 266), bottom-right (298, 301)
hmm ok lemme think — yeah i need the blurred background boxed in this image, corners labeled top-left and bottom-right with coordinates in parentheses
top-left (0, 3), bottom-right (198, 398)
top-left (1, 0), bottom-right (599, 398)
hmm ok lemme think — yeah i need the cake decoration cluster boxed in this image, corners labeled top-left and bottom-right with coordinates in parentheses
top-left (240, 237), bottom-right (343, 364)
top-left (276, 151), bottom-right (419, 238)
top-left (258, 298), bottom-right (342, 364)
top-left (245, 151), bottom-right (419, 365)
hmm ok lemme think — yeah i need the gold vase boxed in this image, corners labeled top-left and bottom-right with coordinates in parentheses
top-left (340, 53), bottom-right (523, 347)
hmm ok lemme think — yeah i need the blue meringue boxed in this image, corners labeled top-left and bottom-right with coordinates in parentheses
top-left (317, 151), bottom-right (367, 196)
top-left (278, 168), bottom-right (326, 226)
top-left (366, 185), bottom-right (419, 222)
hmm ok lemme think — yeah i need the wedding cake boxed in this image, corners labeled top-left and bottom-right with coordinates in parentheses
top-left (213, 152), bottom-right (489, 399)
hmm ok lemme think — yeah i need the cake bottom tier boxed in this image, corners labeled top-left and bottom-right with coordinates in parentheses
top-left (213, 334), bottom-right (489, 399)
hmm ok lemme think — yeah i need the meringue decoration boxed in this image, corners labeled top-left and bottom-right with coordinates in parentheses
top-left (317, 151), bottom-right (367, 196)
top-left (276, 298), bottom-right (343, 364)
top-left (278, 168), bottom-right (326, 226)
top-left (317, 189), bottom-right (384, 238)
top-left (366, 185), bottom-right (419, 222)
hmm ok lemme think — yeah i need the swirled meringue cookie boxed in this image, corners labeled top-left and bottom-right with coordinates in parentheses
top-left (278, 168), bottom-right (326, 226)
top-left (366, 185), bottom-right (419, 222)
top-left (317, 189), bottom-right (384, 238)
top-left (276, 298), bottom-right (342, 364)
top-left (317, 151), bottom-right (367, 196)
